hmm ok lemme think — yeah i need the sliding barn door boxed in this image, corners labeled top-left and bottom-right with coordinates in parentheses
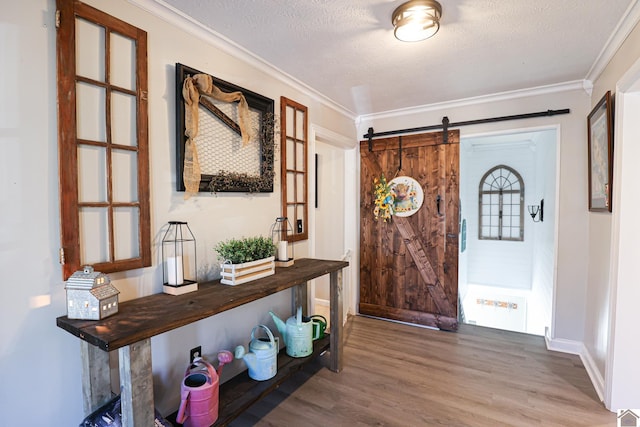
top-left (359, 130), bottom-right (460, 331)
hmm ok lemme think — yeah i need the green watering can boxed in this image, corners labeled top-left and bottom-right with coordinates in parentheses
top-left (309, 314), bottom-right (327, 340)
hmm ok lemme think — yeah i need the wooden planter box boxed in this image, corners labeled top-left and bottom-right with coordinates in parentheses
top-left (220, 256), bottom-right (275, 286)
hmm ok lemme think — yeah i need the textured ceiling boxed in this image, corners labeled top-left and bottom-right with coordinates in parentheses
top-left (161, 0), bottom-right (634, 116)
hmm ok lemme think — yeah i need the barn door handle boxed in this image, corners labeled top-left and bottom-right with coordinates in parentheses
top-left (436, 195), bottom-right (442, 216)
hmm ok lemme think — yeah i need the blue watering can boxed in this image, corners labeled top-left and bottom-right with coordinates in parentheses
top-left (269, 306), bottom-right (313, 358)
top-left (234, 324), bottom-right (278, 381)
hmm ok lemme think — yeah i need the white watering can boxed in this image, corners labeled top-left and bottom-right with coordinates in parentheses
top-left (234, 324), bottom-right (278, 381)
top-left (269, 306), bottom-right (313, 358)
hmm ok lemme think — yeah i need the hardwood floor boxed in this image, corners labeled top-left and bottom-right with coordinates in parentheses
top-left (229, 315), bottom-right (615, 426)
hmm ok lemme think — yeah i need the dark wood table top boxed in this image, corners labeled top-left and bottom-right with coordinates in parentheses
top-left (56, 258), bottom-right (348, 351)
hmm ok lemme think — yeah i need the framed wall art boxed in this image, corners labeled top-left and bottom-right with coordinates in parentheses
top-left (587, 90), bottom-right (614, 212)
top-left (175, 63), bottom-right (275, 195)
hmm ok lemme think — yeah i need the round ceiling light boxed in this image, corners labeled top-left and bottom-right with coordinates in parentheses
top-left (392, 0), bottom-right (442, 42)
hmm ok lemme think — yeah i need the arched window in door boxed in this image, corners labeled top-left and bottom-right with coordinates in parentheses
top-left (478, 165), bottom-right (524, 241)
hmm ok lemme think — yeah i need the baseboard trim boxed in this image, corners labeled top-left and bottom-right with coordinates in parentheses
top-left (315, 298), bottom-right (330, 307)
top-left (544, 332), bottom-right (582, 355)
top-left (544, 329), bottom-right (605, 403)
top-left (579, 344), bottom-right (606, 403)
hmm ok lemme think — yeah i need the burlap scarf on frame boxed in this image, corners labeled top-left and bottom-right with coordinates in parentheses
top-left (182, 73), bottom-right (254, 199)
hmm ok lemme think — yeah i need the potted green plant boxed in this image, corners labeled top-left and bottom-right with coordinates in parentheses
top-left (214, 236), bottom-right (276, 285)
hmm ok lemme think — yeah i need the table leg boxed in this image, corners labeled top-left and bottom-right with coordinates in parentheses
top-left (293, 280), bottom-right (309, 316)
top-left (80, 341), bottom-right (112, 414)
top-left (329, 269), bottom-right (343, 372)
top-left (119, 338), bottom-right (155, 426)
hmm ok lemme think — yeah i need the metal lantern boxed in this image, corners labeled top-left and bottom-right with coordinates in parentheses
top-left (270, 217), bottom-right (294, 267)
top-left (161, 221), bottom-right (198, 295)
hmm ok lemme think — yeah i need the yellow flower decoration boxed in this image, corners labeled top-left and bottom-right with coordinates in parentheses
top-left (373, 174), bottom-right (394, 221)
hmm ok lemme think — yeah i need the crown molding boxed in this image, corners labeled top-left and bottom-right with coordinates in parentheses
top-left (582, 79), bottom-right (594, 97)
top-left (586, 0), bottom-right (640, 83)
top-left (129, 0), bottom-right (640, 126)
top-left (358, 80), bottom-right (586, 122)
top-left (127, 0), bottom-right (357, 121)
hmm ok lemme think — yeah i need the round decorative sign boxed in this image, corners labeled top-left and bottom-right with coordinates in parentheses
top-left (388, 176), bottom-right (424, 217)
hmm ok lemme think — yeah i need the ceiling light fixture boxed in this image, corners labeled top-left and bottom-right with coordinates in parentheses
top-left (392, 0), bottom-right (442, 42)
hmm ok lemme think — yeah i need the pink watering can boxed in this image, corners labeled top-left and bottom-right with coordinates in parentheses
top-left (215, 349), bottom-right (234, 376)
top-left (176, 357), bottom-right (219, 427)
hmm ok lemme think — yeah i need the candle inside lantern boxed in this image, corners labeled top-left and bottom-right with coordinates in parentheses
top-left (278, 241), bottom-right (288, 261)
top-left (167, 255), bottom-right (184, 285)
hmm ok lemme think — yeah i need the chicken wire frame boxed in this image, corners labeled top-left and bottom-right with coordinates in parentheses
top-left (161, 221), bottom-right (197, 287)
top-left (271, 216), bottom-right (294, 267)
top-left (175, 63), bottom-right (275, 193)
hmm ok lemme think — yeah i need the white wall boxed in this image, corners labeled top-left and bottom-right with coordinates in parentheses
top-left (0, 1), bottom-right (356, 425)
top-left (606, 89), bottom-right (640, 411)
top-left (587, 13), bottom-right (640, 408)
top-left (309, 124), bottom-right (359, 321)
top-left (459, 128), bottom-right (557, 335)
top-left (359, 87), bottom-right (591, 344)
top-left (462, 141), bottom-right (535, 290)
top-left (312, 140), bottom-right (346, 303)
top-left (529, 129), bottom-right (557, 335)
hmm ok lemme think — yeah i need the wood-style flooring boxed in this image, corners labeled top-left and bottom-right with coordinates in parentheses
top-left (229, 315), bottom-right (615, 426)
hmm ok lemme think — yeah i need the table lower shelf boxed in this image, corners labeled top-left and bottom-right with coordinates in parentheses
top-left (167, 335), bottom-right (331, 427)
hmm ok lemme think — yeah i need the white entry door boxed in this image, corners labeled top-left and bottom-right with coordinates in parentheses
top-left (312, 140), bottom-right (346, 327)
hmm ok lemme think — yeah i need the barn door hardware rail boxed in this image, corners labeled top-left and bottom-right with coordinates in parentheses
top-left (365, 108), bottom-right (570, 151)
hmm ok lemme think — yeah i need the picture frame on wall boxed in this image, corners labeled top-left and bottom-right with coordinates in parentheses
top-left (587, 90), bottom-right (614, 212)
top-left (175, 63), bottom-right (275, 194)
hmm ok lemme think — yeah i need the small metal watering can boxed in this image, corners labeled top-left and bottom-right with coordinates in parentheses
top-left (234, 324), bottom-right (278, 381)
top-left (269, 306), bottom-right (313, 358)
top-left (309, 314), bottom-right (327, 340)
top-left (176, 357), bottom-right (219, 427)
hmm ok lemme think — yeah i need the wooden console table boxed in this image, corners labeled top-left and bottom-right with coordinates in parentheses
top-left (57, 258), bottom-right (348, 426)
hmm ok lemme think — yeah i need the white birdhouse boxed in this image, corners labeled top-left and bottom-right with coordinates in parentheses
top-left (65, 266), bottom-right (119, 320)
